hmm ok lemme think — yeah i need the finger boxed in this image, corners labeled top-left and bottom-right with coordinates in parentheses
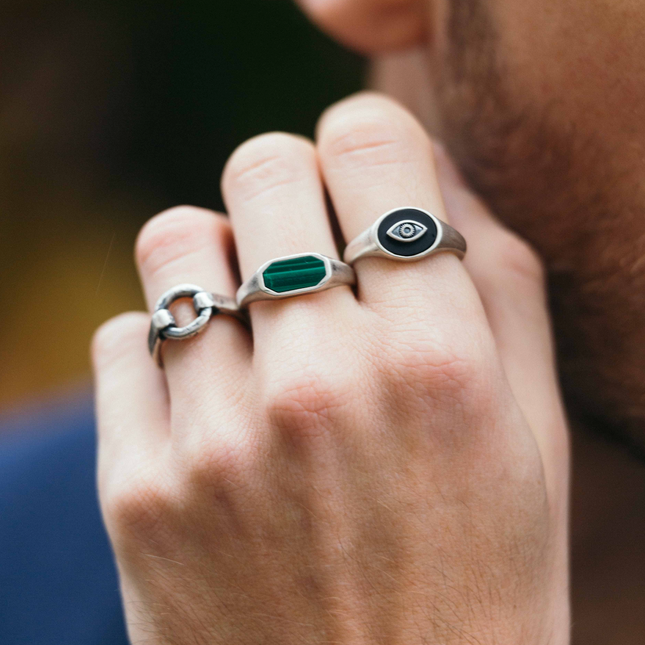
top-left (135, 206), bottom-right (250, 406)
top-left (316, 92), bottom-right (482, 327)
top-left (435, 146), bottom-right (569, 502)
top-left (221, 132), bottom-right (356, 340)
top-left (92, 312), bottom-right (169, 492)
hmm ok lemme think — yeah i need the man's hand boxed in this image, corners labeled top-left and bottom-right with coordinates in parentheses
top-left (93, 94), bottom-right (570, 645)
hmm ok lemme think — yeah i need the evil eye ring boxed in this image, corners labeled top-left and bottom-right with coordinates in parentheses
top-left (343, 207), bottom-right (467, 265)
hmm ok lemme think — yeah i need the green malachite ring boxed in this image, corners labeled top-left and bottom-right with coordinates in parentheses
top-left (237, 253), bottom-right (356, 307)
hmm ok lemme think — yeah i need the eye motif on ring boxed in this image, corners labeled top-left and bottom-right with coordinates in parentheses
top-left (386, 220), bottom-right (428, 243)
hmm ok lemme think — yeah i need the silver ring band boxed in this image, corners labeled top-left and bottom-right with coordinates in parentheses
top-left (148, 284), bottom-right (245, 366)
top-left (343, 207), bottom-right (466, 265)
top-left (237, 253), bottom-right (355, 308)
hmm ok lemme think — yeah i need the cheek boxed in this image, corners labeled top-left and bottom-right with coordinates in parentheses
top-left (425, 0), bottom-right (645, 253)
top-left (492, 0), bottom-right (645, 160)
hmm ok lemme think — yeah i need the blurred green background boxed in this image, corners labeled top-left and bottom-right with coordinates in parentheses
top-left (0, 0), bottom-right (364, 409)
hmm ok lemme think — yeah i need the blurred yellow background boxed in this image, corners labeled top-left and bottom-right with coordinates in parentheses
top-left (0, 0), bottom-right (363, 411)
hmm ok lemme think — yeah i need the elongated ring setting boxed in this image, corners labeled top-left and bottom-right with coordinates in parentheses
top-left (237, 253), bottom-right (356, 307)
top-left (148, 284), bottom-right (245, 366)
top-left (343, 207), bottom-right (467, 265)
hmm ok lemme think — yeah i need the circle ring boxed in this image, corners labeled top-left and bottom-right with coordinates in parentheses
top-left (148, 284), bottom-right (244, 367)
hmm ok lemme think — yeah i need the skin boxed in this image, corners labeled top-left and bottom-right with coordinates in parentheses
top-left (94, 96), bottom-right (570, 644)
top-left (301, 0), bottom-right (645, 447)
top-left (296, 0), bottom-right (645, 640)
top-left (93, 0), bottom-right (645, 641)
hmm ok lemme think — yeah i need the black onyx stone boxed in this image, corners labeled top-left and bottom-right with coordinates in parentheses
top-left (377, 208), bottom-right (438, 257)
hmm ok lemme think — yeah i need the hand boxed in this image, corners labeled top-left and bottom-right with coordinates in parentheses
top-left (93, 93), bottom-right (570, 645)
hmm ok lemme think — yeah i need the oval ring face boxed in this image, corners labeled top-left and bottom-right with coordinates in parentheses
top-left (377, 208), bottom-right (438, 257)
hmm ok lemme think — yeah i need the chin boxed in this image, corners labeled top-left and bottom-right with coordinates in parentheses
top-left (422, 5), bottom-right (645, 453)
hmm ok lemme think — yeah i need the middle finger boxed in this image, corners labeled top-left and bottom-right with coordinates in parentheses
top-left (221, 132), bottom-right (357, 350)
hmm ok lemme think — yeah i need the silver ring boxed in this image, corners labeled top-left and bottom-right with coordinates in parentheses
top-left (343, 207), bottom-right (467, 265)
top-left (237, 253), bottom-right (355, 308)
top-left (148, 284), bottom-right (245, 366)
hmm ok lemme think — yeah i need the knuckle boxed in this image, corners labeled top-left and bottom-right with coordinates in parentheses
top-left (263, 370), bottom-right (348, 441)
top-left (379, 324), bottom-right (494, 406)
top-left (318, 94), bottom-right (425, 169)
top-left (398, 341), bottom-right (485, 396)
top-left (92, 312), bottom-right (149, 369)
top-left (101, 469), bottom-right (174, 545)
top-left (135, 206), bottom-right (228, 277)
top-left (383, 335), bottom-right (506, 445)
top-left (181, 430), bottom-right (253, 494)
top-left (222, 132), bottom-right (315, 201)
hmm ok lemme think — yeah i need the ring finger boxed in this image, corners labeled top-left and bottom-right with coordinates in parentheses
top-left (135, 206), bottom-right (251, 410)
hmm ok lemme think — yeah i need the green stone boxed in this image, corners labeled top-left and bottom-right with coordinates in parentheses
top-left (262, 255), bottom-right (327, 293)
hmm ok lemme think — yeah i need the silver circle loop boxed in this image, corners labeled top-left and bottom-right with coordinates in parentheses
top-left (148, 284), bottom-right (246, 366)
top-left (148, 284), bottom-right (215, 366)
top-left (154, 284), bottom-right (213, 339)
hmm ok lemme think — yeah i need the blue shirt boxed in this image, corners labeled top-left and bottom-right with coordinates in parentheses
top-left (0, 395), bottom-right (128, 645)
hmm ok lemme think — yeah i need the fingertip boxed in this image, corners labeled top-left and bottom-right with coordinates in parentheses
top-left (316, 91), bottom-right (423, 143)
top-left (297, 0), bottom-right (427, 54)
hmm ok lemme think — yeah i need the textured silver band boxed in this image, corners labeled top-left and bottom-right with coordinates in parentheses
top-left (344, 207), bottom-right (467, 265)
